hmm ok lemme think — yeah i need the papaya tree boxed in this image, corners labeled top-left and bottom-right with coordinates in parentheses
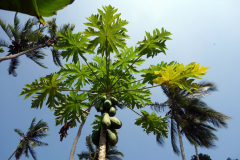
top-left (19, 5), bottom-right (210, 160)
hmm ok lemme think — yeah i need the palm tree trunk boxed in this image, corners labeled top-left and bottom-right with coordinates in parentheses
top-left (8, 149), bottom-right (17, 160)
top-left (68, 108), bottom-right (91, 160)
top-left (177, 124), bottom-right (186, 160)
top-left (0, 44), bottom-right (49, 62)
top-left (98, 126), bottom-right (107, 160)
top-left (195, 146), bottom-right (200, 160)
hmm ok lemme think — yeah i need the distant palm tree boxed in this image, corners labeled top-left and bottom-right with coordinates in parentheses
top-left (8, 117), bottom-right (49, 160)
top-left (147, 81), bottom-right (230, 160)
top-left (77, 135), bottom-right (124, 160)
top-left (191, 153), bottom-right (212, 160)
top-left (0, 12), bottom-right (47, 76)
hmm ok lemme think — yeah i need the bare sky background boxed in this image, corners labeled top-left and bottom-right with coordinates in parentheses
top-left (1, 0), bottom-right (240, 159)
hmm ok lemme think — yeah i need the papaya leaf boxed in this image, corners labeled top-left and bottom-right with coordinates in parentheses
top-left (60, 62), bottom-right (92, 90)
top-left (137, 28), bottom-right (172, 58)
top-left (152, 62), bottom-right (209, 92)
top-left (0, 48), bottom-right (4, 53)
top-left (54, 91), bottom-right (89, 127)
top-left (116, 82), bottom-right (152, 109)
top-left (113, 47), bottom-right (145, 73)
top-left (140, 61), bottom-right (176, 85)
top-left (19, 73), bottom-right (67, 110)
top-left (83, 5), bottom-right (129, 56)
top-left (88, 55), bottom-right (108, 78)
top-left (91, 115), bottom-right (102, 130)
top-left (0, 0), bottom-right (75, 25)
top-left (135, 110), bottom-right (168, 138)
top-left (54, 30), bottom-right (94, 63)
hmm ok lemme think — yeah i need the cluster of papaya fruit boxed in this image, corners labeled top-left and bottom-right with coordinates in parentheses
top-left (92, 95), bottom-right (122, 147)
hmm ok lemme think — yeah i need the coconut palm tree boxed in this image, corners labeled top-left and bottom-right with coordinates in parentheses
top-left (147, 81), bottom-right (230, 160)
top-left (0, 12), bottom-right (47, 76)
top-left (0, 13), bottom-right (75, 76)
top-left (77, 135), bottom-right (124, 160)
top-left (8, 117), bottom-right (49, 160)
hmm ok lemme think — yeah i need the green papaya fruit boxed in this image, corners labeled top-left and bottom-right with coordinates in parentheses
top-left (109, 106), bottom-right (116, 117)
top-left (101, 95), bottom-right (107, 102)
top-left (99, 103), bottom-right (104, 112)
top-left (106, 128), bottom-right (118, 146)
top-left (110, 97), bottom-right (118, 105)
top-left (110, 117), bottom-right (122, 129)
top-left (101, 113), bottom-right (111, 128)
top-left (92, 129), bottom-right (100, 146)
top-left (103, 99), bottom-right (112, 109)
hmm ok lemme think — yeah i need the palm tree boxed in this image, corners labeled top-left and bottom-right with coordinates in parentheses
top-left (77, 135), bottom-right (124, 160)
top-left (147, 81), bottom-right (230, 160)
top-left (8, 117), bottom-right (49, 160)
top-left (0, 13), bottom-right (75, 76)
top-left (0, 12), bottom-right (47, 76)
top-left (191, 153), bottom-right (212, 160)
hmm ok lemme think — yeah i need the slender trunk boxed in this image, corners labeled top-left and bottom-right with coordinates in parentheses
top-left (98, 126), bottom-right (107, 160)
top-left (68, 108), bottom-right (91, 160)
top-left (177, 124), bottom-right (186, 160)
top-left (195, 146), bottom-right (200, 160)
top-left (8, 149), bottom-right (17, 160)
top-left (0, 44), bottom-right (49, 62)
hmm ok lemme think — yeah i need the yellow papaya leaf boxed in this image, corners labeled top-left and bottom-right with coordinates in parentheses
top-left (153, 62), bottom-right (209, 92)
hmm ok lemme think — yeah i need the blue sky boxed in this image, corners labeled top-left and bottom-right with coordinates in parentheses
top-left (1, 0), bottom-right (240, 159)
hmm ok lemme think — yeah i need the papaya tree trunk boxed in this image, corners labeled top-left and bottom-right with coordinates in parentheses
top-left (195, 146), bottom-right (200, 160)
top-left (98, 126), bottom-right (107, 160)
top-left (68, 108), bottom-right (91, 160)
top-left (8, 149), bottom-right (17, 160)
top-left (177, 124), bottom-right (186, 160)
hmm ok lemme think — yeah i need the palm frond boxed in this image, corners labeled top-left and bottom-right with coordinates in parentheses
top-left (58, 23), bottom-right (75, 34)
top-left (51, 49), bottom-right (62, 66)
top-left (77, 151), bottom-right (91, 160)
top-left (0, 38), bottom-right (9, 47)
top-left (0, 18), bottom-right (13, 40)
top-left (86, 135), bottom-right (95, 153)
top-left (23, 145), bottom-right (30, 158)
top-left (14, 12), bottom-right (21, 35)
top-left (170, 119), bottom-right (180, 155)
top-left (182, 119), bottom-right (218, 148)
top-left (29, 146), bottom-right (37, 160)
top-left (186, 81), bottom-right (217, 99)
top-left (28, 119), bottom-right (49, 139)
top-left (8, 23), bottom-right (19, 41)
top-left (14, 129), bottom-right (25, 137)
top-left (46, 18), bottom-right (57, 38)
top-left (8, 57), bottom-right (19, 77)
top-left (147, 101), bottom-right (169, 112)
top-left (29, 117), bottom-right (37, 130)
top-left (25, 50), bottom-right (48, 69)
top-left (15, 146), bottom-right (24, 160)
top-left (107, 148), bottom-right (124, 157)
top-left (29, 139), bottom-right (48, 147)
top-left (155, 131), bottom-right (165, 146)
top-left (183, 99), bottom-right (230, 128)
